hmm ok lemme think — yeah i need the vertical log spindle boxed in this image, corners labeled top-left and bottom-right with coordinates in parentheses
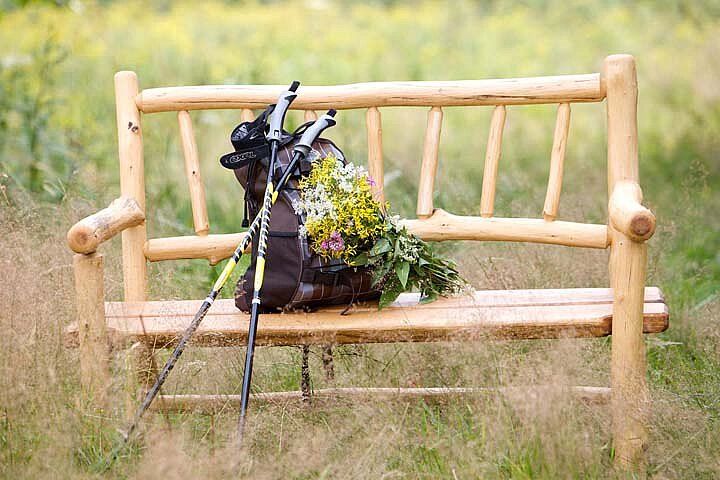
top-left (304, 110), bottom-right (318, 122)
top-left (543, 103), bottom-right (571, 221)
top-left (178, 110), bottom-right (210, 236)
top-left (480, 105), bottom-right (507, 218)
top-left (416, 106), bottom-right (443, 218)
top-left (366, 107), bottom-right (385, 203)
top-left (240, 108), bottom-right (254, 123)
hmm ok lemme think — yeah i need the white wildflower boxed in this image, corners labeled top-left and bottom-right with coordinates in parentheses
top-left (397, 234), bottom-right (422, 262)
top-left (291, 198), bottom-right (305, 215)
top-left (339, 178), bottom-right (353, 192)
top-left (387, 214), bottom-right (401, 227)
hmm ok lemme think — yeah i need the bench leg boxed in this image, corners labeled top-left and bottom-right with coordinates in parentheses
top-left (610, 233), bottom-right (649, 470)
top-left (74, 253), bottom-right (110, 410)
top-left (604, 54), bottom-right (649, 471)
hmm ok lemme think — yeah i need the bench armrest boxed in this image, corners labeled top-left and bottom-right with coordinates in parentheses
top-left (609, 182), bottom-right (656, 242)
top-left (67, 196), bottom-right (145, 254)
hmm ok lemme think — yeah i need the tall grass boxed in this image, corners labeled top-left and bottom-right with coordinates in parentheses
top-left (1, 1), bottom-right (719, 478)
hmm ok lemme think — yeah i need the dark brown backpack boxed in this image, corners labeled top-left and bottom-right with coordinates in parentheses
top-left (221, 118), bottom-right (380, 313)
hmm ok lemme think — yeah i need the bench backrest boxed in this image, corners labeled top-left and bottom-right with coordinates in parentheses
top-left (114, 55), bottom-right (639, 302)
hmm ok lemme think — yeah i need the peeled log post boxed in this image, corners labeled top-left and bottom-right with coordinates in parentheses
top-left (604, 54), bottom-right (648, 471)
top-left (115, 71), bottom-right (147, 301)
top-left (74, 253), bottom-right (109, 409)
top-left (115, 71), bottom-right (155, 421)
top-left (609, 234), bottom-right (649, 471)
top-left (67, 197), bottom-right (145, 254)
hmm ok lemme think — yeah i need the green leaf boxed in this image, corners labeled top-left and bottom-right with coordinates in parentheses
top-left (370, 238), bottom-right (392, 256)
top-left (371, 260), bottom-right (393, 286)
top-left (379, 283), bottom-right (403, 309)
top-left (396, 261), bottom-right (410, 289)
top-left (351, 252), bottom-right (368, 266)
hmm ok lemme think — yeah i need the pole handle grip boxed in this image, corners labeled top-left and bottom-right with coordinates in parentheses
top-left (293, 109), bottom-right (338, 156)
top-left (267, 81), bottom-right (301, 142)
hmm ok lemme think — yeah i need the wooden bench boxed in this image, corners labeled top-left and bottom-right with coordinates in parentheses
top-left (66, 54), bottom-right (667, 469)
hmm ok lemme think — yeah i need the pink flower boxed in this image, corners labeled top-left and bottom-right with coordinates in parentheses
top-left (321, 231), bottom-right (344, 253)
top-left (366, 176), bottom-right (376, 187)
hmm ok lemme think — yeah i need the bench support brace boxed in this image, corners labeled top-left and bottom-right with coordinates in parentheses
top-left (74, 253), bottom-right (110, 410)
top-left (605, 54), bottom-right (649, 472)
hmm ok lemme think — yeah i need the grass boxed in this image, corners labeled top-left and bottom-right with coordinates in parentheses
top-left (1, 0), bottom-right (719, 478)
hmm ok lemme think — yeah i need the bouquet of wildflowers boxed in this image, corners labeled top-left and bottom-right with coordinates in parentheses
top-left (293, 153), bottom-right (466, 308)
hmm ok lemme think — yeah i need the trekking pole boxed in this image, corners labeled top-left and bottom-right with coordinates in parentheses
top-left (106, 103), bottom-right (334, 461)
top-left (111, 109), bottom-right (336, 451)
top-left (236, 81), bottom-right (304, 442)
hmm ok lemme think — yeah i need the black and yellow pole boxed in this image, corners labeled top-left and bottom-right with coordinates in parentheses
top-left (237, 81), bottom-right (299, 441)
top-left (236, 88), bottom-right (341, 441)
top-left (106, 85), bottom-right (335, 461)
top-left (236, 109), bottom-right (337, 441)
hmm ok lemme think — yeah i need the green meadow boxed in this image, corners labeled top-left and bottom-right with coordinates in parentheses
top-left (1, 1), bottom-right (718, 478)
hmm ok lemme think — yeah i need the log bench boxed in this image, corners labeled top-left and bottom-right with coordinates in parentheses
top-left (66, 54), bottom-right (667, 469)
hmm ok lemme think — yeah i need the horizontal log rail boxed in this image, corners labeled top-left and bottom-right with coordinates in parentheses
top-left (402, 209), bottom-right (609, 248)
top-left (136, 74), bottom-right (605, 113)
top-left (143, 211), bottom-right (609, 264)
top-left (144, 232), bottom-right (249, 265)
top-left (609, 181), bottom-right (656, 242)
top-left (150, 386), bottom-right (611, 413)
top-left (67, 197), bottom-right (145, 254)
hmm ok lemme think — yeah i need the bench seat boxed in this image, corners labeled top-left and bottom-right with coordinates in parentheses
top-left (65, 287), bottom-right (668, 349)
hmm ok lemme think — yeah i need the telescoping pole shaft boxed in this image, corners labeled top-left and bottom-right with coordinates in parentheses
top-left (237, 81), bottom-right (300, 440)
top-left (237, 109), bottom-right (338, 441)
top-left (111, 103), bottom-right (336, 459)
top-left (118, 107), bottom-right (336, 446)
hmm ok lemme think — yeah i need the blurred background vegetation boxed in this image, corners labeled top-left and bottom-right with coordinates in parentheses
top-left (1, 1), bottom-right (718, 478)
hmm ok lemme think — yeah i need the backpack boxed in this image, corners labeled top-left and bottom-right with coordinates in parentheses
top-left (220, 111), bottom-right (380, 313)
